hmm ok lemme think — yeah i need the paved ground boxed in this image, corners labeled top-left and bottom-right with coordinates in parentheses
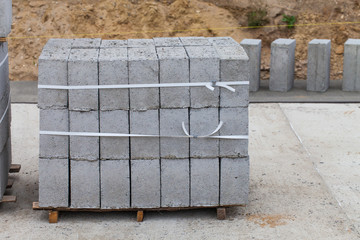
top-left (0, 103), bottom-right (359, 239)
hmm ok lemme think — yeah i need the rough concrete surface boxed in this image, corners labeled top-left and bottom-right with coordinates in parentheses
top-left (1, 103), bottom-right (359, 239)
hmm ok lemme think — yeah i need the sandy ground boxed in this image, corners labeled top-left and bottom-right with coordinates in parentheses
top-left (7, 0), bottom-right (360, 81)
top-left (0, 103), bottom-right (359, 239)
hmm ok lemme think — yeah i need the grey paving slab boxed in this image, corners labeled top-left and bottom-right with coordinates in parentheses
top-left (100, 160), bottom-right (130, 209)
top-left (71, 38), bottom-right (102, 49)
top-left (128, 39), bottom-right (154, 48)
top-left (42, 39), bottom-right (74, 51)
top-left (38, 158), bottom-right (69, 207)
top-left (208, 37), bottom-right (239, 46)
top-left (180, 37), bottom-right (211, 46)
top-left (100, 39), bottom-right (127, 48)
top-left (154, 37), bottom-right (182, 47)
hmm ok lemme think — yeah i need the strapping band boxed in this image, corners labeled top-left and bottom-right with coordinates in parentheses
top-left (0, 53), bottom-right (8, 68)
top-left (0, 95), bottom-right (10, 125)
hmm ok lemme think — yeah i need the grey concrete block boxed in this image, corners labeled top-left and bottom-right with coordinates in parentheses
top-left (100, 40), bottom-right (127, 48)
top-left (0, 0), bottom-right (12, 37)
top-left (307, 39), bottom-right (331, 92)
top-left (38, 46), bottom-right (71, 109)
top-left (240, 39), bottom-right (262, 92)
top-left (215, 45), bottom-right (250, 107)
top-left (208, 37), bottom-right (239, 46)
top-left (185, 46), bottom-right (220, 108)
top-left (71, 38), bottom-right (102, 49)
top-left (39, 158), bottom-right (69, 207)
top-left (219, 107), bottom-right (248, 158)
top-left (180, 37), bottom-right (211, 46)
top-left (0, 145), bottom-right (9, 198)
top-left (154, 37), bottom-right (182, 47)
top-left (130, 110), bottom-right (159, 159)
top-left (70, 111), bottom-right (99, 161)
top-left (343, 39), bottom-right (360, 91)
top-left (190, 108), bottom-right (219, 158)
top-left (0, 43), bottom-right (10, 117)
top-left (6, 136), bottom-right (11, 170)
top-left (99, 48), bottom-right (129, 111)
top-left (68, 48), bottom-right (99, 111)
top-left (190, 158), bottom-right (219, 206)
top-left (128, 39), bottom-right (154, 48)
top-left (160, 109), bottom-right (189, 159)
top-left (157, 47), bottom-right (190, 108)
top-left (131, 159), bottom-right (160, 208)
top-left (70, 159), bottom-right (100, 208)
top-left (42, 39), bottom-right (74, 51)
top-left (100, 110), bottom-right (129, 160)
top-left (269, 39), bottom-right (296, 92)
top-left (161, 159), bottom-right (189, 207)
top-left (100, 160), bottom-right (130, 209)
top-left (39, 109), bottom-right (69, 159)
top-left (0, 104), bottom-right (10, 151)
top-left (220, 157), bottom-right (249, 205)
top-left (128, 47), bottom-right (159, 110)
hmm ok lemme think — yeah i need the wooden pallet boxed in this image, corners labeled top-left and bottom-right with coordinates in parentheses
top-left (32, 202), bottom-right (240, 223)
top-left (9, 164), bottom-right (21, 173)
top-left (0, 164), bottom-right (22, 204)
top-left (0, 37), bottom-right (7, 42)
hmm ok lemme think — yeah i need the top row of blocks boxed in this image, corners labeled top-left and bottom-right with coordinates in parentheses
top-left (43, 37), bottom-right (240, 50)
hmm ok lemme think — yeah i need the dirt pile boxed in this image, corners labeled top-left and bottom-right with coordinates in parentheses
top-left (8, 0), bottom-right (360, 81)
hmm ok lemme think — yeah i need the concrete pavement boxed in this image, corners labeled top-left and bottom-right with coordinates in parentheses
top-left (0, 103), bottom-right (359, 239)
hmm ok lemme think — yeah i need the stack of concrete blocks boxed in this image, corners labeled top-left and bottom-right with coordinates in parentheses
top-left (38, 36), bottom-right (250, 209)
top-left (307, 39), bottom-right (331, 92)
top-left (240, 39), bottom-right (262, 92)
top-left (0, 0), bottom-right (12, 199)
top-left (269, 39), bottom-right (296, 92)
top-left (343, 39), bottom-right (360, 91)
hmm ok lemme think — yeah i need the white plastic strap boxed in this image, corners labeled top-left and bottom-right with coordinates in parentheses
top-left (38, 81), bottom-right (249, 91)
top-left (0, 95), bottom-right (10, 125)
top-left (0, 53), bottom-right (8, 68)
top-left (182, 121), bottom-right (224, 138)
top-left (39, 130), bottom-right (248, 140)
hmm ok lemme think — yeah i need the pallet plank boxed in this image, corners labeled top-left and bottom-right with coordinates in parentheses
top-left (217, 207), bottom-right (226, 220)
top-left (1, 196), bottom-right (17, 203)
top-left (9, 164), bottom-right (21, 173)
top-left (0, 38), bottom-right (7, 42)
top-left (6, 179), bottom-right (14, 189)
top-left (137, 211), bottom-right (144, 222)
top-left (49, 211), bottom-right (59, 223)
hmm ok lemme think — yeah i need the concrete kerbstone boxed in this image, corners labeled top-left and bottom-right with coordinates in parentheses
top-left (99, 48), bottom-right (129, 110)
top-left (185, 46), bottom-right (220, 108)
top-left (307, 39), bottom-right (331, 92)
top-left (157, 47), bottom-right (190, 108)
top-left (240, 39), bottom-right (262, 92)
top-left (68, 48), bottom-right (99, 111)
top-left (343, 39), bottom-right (360, 91)
top-left (269, 39), bottom-right (296, 92)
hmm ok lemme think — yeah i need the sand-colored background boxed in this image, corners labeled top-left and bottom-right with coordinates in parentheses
top-left (8, 0), bottom-right (360, 81)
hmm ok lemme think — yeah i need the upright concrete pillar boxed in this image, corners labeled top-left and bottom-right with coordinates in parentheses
top-left (307, 39), bottom-right (331, 92)
top-left (269, 39), bottom-right (296, 92)
top-left (240, 39), bottom-right (262, 92)
top-left (343, 39), bottom-right (360, 91)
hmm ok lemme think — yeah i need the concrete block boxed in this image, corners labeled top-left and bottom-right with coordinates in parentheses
top-left (6, 136), bottom-right (11, 170)
top-left (39, 109), bottom-right (69, 159)
top-left (0, 42), bottom-right (10, 117)
top-left (68, 48), bottom-right (99, 111)
top-left (100, 39), bottom-right (127, 48)
top-left (0, 145), bottom-right (9, 198)
top-left (100, 110), bottom-right (129, 160)
top-left (42, 39), bottom-right (74, 51)
top-left (100, 160), bottom-right (130, 209)
top-left (307, 39), bottom-right (331, 92)
top-left (343, 39), bottom-right (360, 91)
top-left (240, 39), bottom-right (262, 92)
top-left (128, 47), bottom-right (159, 110)
top-left (0, 104), bottom-right (10, 151)
top-left (208, 37), bottom-right (239, 46)
top-left (0, 0), bottom-right (12, 37)
top-left (157, 47), bottom-right (190, 108)
top-left (160, 109), bottom-right (189, 159)
top-left (190, 108), bottom-right (219, 158)
top-left (71, 38), bottom-right (102, 49)
top-left (130, 110), bottom-right (159, 160)
top-left (131, 159), bottom-right (160, 208)
top-left (190, 158), bottom-right (219, 206)
top-left (185, 46), bottom-right (220, 108)
top-left (269, 39), bottom-right (296, 92)
top-left (128, 39), bottom-right (154, 48)
top-left (220, 157), bottom-right (249, 205)
top-left (99, 48), bottom-right (129, 110)
top-left (215, 45), bottom-right (250, 107)
top-left (180, 37), bottom-right (211, 46)
top-left (39, 158), bottom-right (69, 207)
top-left (154, 37), bottom-right (182, 47)
top-left (161, 159), bottom-right (189, 207)
top-left (219, 107), bottom-right (248, 158)
top-left (38, 46), bottom-right (71, 109)
top-left (70, 111), bottom-right (99, 161)
top-left (71, 159), bottom-right (100, 208)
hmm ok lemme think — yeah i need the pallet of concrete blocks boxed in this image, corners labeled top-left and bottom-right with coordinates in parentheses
top-left (36, 37), bottom-right (250, 221)
top-left (0, 0), bottom-right (12, 38)
top-left (0, 40), bottom-right (12, 201)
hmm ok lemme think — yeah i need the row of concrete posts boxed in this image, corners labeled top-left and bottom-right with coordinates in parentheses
top-left (241, 38), bottom-right (360, 92)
